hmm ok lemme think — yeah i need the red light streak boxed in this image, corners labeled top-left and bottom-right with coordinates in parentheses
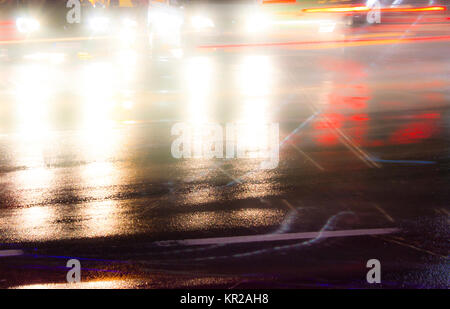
top-left (262, 0), bottom-right (296, 3)
top-left (302, 5), bottom-right (446, 14)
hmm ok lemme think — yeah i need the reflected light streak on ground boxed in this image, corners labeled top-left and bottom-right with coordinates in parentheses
top-left (237, 55), bottom-right (273, 158)
top-left (178, 183), bottom-right (220, 206)
top-left (183, 56), bottom-right (214, 124)
top-left (80, 62), bottom-right (115, 130)
top-left (13, 279), bottom-right (137, 289)
top-left (80, 200), bottom-right (121, 238)
top-left (10, 205), bottom-right (57, 241)
top-left (76, 127), bottom-right (123, 201)
top-left (114, 50), bottom-right (138, 86)
top-left (9, 140), bottom-right (55, 208)
top-left (13, 64), bottom-right (54, 136)
top-left (4, 64), bottom-right (59, 220)
top-left (181, 57), bottom-right (215, 165)
top-left (170, 208), bottom-right (283, 232)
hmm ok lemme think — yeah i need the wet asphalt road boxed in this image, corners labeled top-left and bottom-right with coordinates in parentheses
top-left (0, 16), bottom-right (449, 288)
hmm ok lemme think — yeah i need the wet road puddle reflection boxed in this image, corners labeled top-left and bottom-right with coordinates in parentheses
top-left (0, 46), bottom-right (447, 242)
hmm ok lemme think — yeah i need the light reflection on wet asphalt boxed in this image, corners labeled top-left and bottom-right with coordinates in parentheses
top-left (0, 20), bottom-right (449, 288)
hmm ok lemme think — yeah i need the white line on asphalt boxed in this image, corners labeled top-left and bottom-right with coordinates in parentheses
top-left (156, 228), bottom-right (399, 247)
top-left (0, 250), bottom-right (24, 257)
top-left (373, 205), bottom-right (395, 222)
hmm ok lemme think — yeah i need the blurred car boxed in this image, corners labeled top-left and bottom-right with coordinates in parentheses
top-left (147, 0), bottom-right (394, 58)
top-left (0, 0), bottom-right (147, 62)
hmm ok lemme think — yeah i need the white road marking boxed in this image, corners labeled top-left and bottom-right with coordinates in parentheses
top-left (373, 204), bottom-right (395, 222)
top-left (0, 249), bottom-right (24, 257)
top-left (156, 228), bottom-right (399, 246)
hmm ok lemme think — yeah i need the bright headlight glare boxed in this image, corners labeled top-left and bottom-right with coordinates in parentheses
top-left (119, 28), bottom-right (137, 44)
top-left (152, 12), bottom-right (183, 34)
top-left (246, 13), bottom-right (270, 33)
top-left (16, 17), bottom-right (40, 34)
top-left (191, 15), bottom-right (214, 30)
top-left (123, 18), bottom-right (138, 29)
top-left (89, 17), bottom-right (110, 32)
top-left (120, 19), bottom-right (138, 44)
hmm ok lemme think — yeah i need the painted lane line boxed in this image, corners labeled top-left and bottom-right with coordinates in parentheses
top-left (373, 205), bottom-right (395, 223)
top-left (0, 249), bottom-right (24, 257)
top-left (156, 228), bottom-right (399, 247)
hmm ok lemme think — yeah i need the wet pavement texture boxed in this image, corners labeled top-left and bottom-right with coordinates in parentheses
top-left (0, 18), bottom-right (449, 288)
